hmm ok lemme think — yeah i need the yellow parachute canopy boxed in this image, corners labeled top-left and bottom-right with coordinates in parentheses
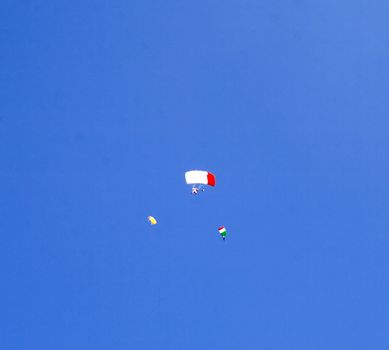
top-left (147, 216), bottom-right (157, 225)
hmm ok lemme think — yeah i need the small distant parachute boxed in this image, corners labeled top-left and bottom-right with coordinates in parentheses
top-left (218, 226), bottom-right (227, 240)
top-left (185, 170), bottom-right (216, 194)
top-left (147, 216), bottom-right (157, 225)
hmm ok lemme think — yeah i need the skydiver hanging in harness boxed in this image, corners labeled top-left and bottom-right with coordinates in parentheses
top-left (191, 185), bottom-right (206, 195)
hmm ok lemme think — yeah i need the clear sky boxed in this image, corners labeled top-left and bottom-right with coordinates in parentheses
top-left (1, 0), bottom-right (389, 349)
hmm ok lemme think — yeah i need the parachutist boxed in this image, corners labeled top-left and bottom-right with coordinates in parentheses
top-left (218, 226), bottom-right (227, 240)
top-left (185, 170), bottom-right (216, 195)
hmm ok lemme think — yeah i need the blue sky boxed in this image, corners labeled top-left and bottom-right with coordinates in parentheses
top-left (1, 0), bottom-right (389, 349)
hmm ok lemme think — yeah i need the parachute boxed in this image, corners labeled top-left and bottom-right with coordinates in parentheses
top-left (147, 216), bottom-right (157, 225)
top-left (185, 170), bottom-right (216, 194)
top-left (218, 226), bottom-right (227, 240)
top-left (185, 170), bottom-right (216, 186)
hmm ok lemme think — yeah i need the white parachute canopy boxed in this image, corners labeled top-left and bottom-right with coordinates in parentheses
top-left (185, 170), bottom-right (216, 187)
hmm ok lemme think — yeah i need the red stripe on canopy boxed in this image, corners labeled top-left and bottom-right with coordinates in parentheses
top-left (207, 172), bottom-right (216, 186)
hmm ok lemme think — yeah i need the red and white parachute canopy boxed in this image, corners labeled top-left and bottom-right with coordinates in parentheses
top-left (185, 170), bottom-right (216, 187)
